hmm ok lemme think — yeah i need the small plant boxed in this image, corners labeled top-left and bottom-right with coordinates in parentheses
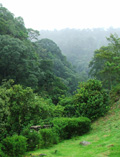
top-left (2, 135), bottom-right (27, 157)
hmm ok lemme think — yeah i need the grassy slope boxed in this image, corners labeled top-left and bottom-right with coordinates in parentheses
top-left (26, 100), bottom-right (120, 157)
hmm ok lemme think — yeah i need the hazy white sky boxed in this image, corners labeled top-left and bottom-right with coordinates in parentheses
top-left (0, 0), bottom-right (120, 30)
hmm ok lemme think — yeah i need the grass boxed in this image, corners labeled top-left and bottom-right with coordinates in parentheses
top-left (25, 100), bottom-right (120, 157)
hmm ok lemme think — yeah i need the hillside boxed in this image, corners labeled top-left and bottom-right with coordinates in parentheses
top-left (0, 5), bottom-right (81, 104)
top-left (34, 38), bottom-right (80, 94)
top-left (39, 28), bottom-right (120, 79)
top-left (1, 4), bottom-right (120, 157)
top-left (26, 100), bottom-right (120, 157)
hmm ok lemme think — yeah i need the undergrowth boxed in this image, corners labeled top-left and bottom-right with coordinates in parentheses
top-left (26, 100), bottom-right (120, 157)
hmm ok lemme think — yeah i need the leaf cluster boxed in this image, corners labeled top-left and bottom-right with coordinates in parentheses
top-left (74, 79), bottom-right (109, 120)
top-left (89, 34), bottom-right (120, 89)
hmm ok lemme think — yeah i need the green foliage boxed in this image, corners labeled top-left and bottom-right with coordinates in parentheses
top-left (32, 96), bottom-right (64, 121)
top-left (0, 35), bottom-right (39, 88)
top-left (39, 128), bottom-right (59, 148)
top-left (52, 117), bottom-right (91, 140)
top-left (0, 84), bottom-right (10, 140)
top-left (0, 80), bottom-right (64, 139)
top-left (0, 81), bottom-right (43, 134)
top-left (58, 96), bottom-right (76, 117)
top-left (0, 5), bottom-right (82, 103)
top-left (0, 6), bottom-right (28, 39)
top-left (25, 101), bottom-right (120, 157)
top-left (27, 28), bottom-right (40, 41)
top-left (110, 84), bottom-right (120, 103)
top-left (0, 143), bottom-right (6, 157)
top-left (52, 104), bottom-right (65, 117)
top-left (48, 77), bottom-right (68, 104)
top-left (35, 38), bottom-right (79, 94)
top-left (21, 126), bottom-right (41, 151)
top-left (39, 28), bottom-right (113, 79)
top-left (59, 80), bottom-right (109, 120)
top-left (7, 84), bottom-right (38, 134)
top-left (2, 135), bottom-right (27, 157)
top-left (89, 34), bottom-right (120, 89)
top-left (74, 79), bottom-right (109, 120)
top-left (38, 59), bottom-right (68, 104)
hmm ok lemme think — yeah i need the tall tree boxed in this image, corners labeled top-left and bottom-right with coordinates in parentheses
top-left (0, 5), bottom-right (28, 39)
top-left (0, 35), bottom-right (39, 88)
top-left (89, 34), bottom-right (120, 89)
top-left (35, 38), bottom-right (80, 93)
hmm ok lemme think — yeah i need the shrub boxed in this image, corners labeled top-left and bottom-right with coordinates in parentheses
top-left (0, 143), bottom-right (6, 157)
top-left (110, 84), bottom-right (120, 103)
top-left (0, 80), bottom-right (63, 138)
top-left (39, 128), bottom-right (59, 148)
top-left (2, 135), bottom-right (27, 157)
top-left (58, 96), bottom-right (76, 117)
top-left (52, 117), bottom-right (91, 140)
top-left (74, 79), bottom-right (109, 121)
top-left (21, 127), bottom-right (41, 151)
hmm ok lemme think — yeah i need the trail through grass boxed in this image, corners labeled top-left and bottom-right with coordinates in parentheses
top-left (26, 100), bottom-right (120, 157)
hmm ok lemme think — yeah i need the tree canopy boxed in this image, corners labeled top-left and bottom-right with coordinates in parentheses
top-left (89, 34), bottom-right (120, 89)
top-left (0, 5), bottom-right (80, 104)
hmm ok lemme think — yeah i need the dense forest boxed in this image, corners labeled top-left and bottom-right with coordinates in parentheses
top-left (0, 4), bottom-right (120, 157)
top-left (0, 4), bottom-right (81, 103)
top-left (39, 28), bottom-right (120, 80)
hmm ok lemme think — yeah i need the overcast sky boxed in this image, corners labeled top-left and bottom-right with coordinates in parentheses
top-left (0, 0), bottom-right (120, 30)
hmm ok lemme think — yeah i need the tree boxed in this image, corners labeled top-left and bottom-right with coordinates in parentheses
top-left (74, 79), bottom-right (109, 120)
top-left (89, 34), bottom-right (120, 89)
top-left (0, 5), bottom-right (28, 39)
top-left (35, 38), bottom-right (80, 94)
top-left (0, 35), bottom-right (39, 88)
top-left (0, 82), bottom-right (10, 140)
top-left (27, 28), bottom-right (40, 41)
top-left (37, 59), bottom-right (68, 104)
top-left (0, 80), bottom-right (65, 137)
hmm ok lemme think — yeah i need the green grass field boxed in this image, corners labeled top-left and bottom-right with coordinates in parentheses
top-left (26, 100), bottom-right (120, 157)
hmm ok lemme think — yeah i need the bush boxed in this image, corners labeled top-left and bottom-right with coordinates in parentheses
top-left (110, 84), bottom-right (120, 103)
top-left (2, 135), bottom-right (27, 157)
top-left (74, 79), bottom-right (109, 121)
top-left (58, 96), bottom-right (76, 117)
top-left (21, 127), bottom-right (41, 151)
top-left (0, 143), bottom-right (6, 157)
top-left (52, 117), bottom-right (91, 140)
top-left (39, 128), bottom-right (59, 148)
